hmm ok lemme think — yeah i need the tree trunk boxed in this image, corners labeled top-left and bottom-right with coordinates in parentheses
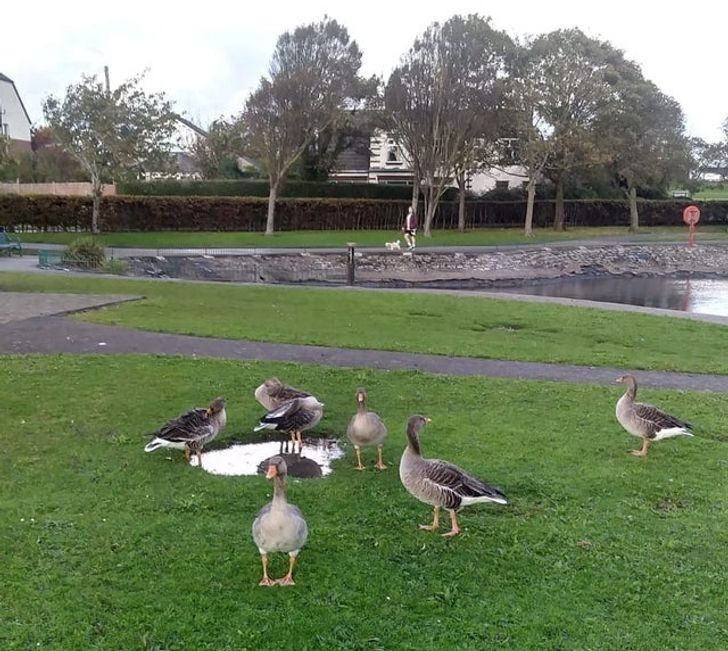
top-left (457, 171), bottom-right (466, 233)
top-left (411, 174), bottom-right (420, 213)
top-left (524, 176), bottom-right (536, 237)
top-left (265, 182), bottom-right (278, 235)
top-left (423, 184), bottom-right (437, 238)
top-left (553, 177), bottom-right (565, 231)
top-left (91, 176), bottom-right (102, 234)
top-left (628, 185), bottom-right (639, 232)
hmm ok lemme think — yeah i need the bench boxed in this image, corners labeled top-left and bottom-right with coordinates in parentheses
top-left (0, 230), bottom-right (22, 256)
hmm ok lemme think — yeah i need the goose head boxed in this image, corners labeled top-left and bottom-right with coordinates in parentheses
top-left (206, 397), bottom-right (226, 416)
top-left (406, 415), bottom-right (431, 452)
top-left (355, 387), bottom-right (367, 407)
top-left (264, 455), bottom-right (288, 480)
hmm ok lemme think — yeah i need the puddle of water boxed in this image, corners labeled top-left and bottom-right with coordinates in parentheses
top-left (189, 437), bottom-right (344, 478)
top-left (487, 276), bottom-right (728, 317)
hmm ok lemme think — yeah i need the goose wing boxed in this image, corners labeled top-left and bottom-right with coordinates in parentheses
top-left (274, 385), bottom-right (310, 404)
top-left (633, 401), bottom-right (692, 437)
top-left (422, 458), bottom-right (507, 509)
top-left (152, 408), bottom-right (214, 444)
top-left (256, 398), bottom-right (318, 432)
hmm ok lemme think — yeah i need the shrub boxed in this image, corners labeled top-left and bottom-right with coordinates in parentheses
top-left (63, 237), bottom-right (105, 268)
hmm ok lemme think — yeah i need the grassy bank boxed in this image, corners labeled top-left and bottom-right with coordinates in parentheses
top-left (14, 225), bottom-right (728, 249)
top-left (2, 355), bottom-right (727, 649)
top-left (2, 271), bottom-right (728, 375)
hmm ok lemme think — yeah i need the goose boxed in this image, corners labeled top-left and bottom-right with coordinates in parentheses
top-left (399, 415), bottom-right (507, 537)
top-left (251, 456), bottom-right (308, 586)
top-left (254, 396), bottom-right (324, 450)
top-left (346, 387), bottom-right (387, 470)
top-left (615, 374), bottom-right (693, 457)
top-left (254, 377), bottom-right (310, 412)
top-left (144, 397), bottom-right (227, 467)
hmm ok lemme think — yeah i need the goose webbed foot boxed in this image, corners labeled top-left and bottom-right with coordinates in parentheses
top-left (375, 446), bottom-right (387, 470)
top-left (258, 554), bottom-right (275, 587)
top-left (419, 506), bottom-right (440, 531)
top-left (276, 575), bottom-right (296, 586)
top-left (354, 446), bottom-right (366, 471)
top-left (629, 439), bottom-right (650, 457)
top-left (441, 509), bottom-right (461, 537)
top-left (275, 554), bottom-right (298, 586)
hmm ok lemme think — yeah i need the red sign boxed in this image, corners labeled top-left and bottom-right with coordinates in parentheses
top-left (683, 205), bottom-right (700, 225)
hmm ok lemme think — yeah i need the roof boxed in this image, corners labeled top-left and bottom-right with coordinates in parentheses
top-left (0, 72), bottom-right (32, 126)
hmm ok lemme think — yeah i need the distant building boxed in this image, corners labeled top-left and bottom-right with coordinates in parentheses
top-left (0, 73), bottom-right (32, 152)
top-left (330, 130), bottom-right (528, 193)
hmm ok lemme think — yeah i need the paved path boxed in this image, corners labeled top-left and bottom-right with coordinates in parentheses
top-left (1, 313), bottom-right (728, 393)
top-left (0, 292), bottom-right (140, 324)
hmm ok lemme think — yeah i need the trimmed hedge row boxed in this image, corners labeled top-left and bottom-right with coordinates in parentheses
top-left (118, 179), bottom-right (460, 202)
top-left (1, 194), bottom-right (727, 231)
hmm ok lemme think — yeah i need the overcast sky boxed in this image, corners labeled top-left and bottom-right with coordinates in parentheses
top-left (5, 0), bottom-right (726, 141)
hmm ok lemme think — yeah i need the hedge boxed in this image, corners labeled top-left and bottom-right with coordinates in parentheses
top-left (118, 179), bottom-right (460, 202)
top-left (1, 194), bottom-right (726, 232)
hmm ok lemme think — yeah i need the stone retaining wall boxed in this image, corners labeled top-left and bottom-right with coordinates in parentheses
top-left (125, 243), bottom-right (728, 285)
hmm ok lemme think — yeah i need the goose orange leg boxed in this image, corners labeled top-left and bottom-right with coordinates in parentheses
top-left (354, 446), bottom-right (366, 470)
top-left (419, 506), bottom-right (440, 531)
top-left (630, 438), bottom-right (650, 457)
top-left (375, 445), bottom-right (387, 470)
top-left (442, 509), bottom-right (461, 537)
top-left (258, 554), bottom-right (275, 587)
top-left (277, 553), bottom-right (298, 586)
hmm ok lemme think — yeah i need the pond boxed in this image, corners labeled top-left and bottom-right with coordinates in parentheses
top-left (189, 436), bottom-right (345, 478)
top-left (487, 275), bottom-right (728, 317)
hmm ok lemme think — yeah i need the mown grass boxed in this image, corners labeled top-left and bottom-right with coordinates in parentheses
top-left (14, 225), bottom-right (728, 249)
top-left (3, 271), bottom-right (728, 375)
top-left (2, 355), bottom-right (728, 650)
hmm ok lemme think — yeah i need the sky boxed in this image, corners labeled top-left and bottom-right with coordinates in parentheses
top-left (4, 0), bottom-right (727, 142)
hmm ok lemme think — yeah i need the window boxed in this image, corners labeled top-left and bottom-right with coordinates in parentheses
top-left (495, 180), bottom-right (509, 190)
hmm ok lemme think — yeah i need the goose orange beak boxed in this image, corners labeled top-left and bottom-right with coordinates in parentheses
top-left (425, 417), bottom-right (432, 423)
top-left (265, 464), bottom-right (278, 479)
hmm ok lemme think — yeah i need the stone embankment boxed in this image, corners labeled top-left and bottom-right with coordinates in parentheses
top-left (126, 243), bottom-right (728, 286)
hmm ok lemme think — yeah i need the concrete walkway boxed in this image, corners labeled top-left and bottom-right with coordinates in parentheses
top-left (1, 313), bottom-right (728, 393)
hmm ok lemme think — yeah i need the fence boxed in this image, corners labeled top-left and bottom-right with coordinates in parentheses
top-left (0, 182), bottom-right (116, 196)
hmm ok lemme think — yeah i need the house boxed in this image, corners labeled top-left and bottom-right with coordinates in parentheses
top-left (330, 130), bottom-right (528, 193)
top-left (0, 73), bottom-right (32, 152)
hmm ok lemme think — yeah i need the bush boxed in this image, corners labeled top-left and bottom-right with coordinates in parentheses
top-left (2, 194), bottom-right (727, 232)
top-left (118, 179), bottom-right (459, 201)
top-left (63, 237), bottom-right (105, 268)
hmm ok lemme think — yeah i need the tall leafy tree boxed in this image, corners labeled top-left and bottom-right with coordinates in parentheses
top-left (241, 17), bottom-right (366, 234)
top-left (515, 29), bottom-right (621, 231)
top-left (185, 117), bottom-right (247, 179)
top-left (386, 15), bottom-right (512, 237)
top-left (43, 72), bottom-right (175, 232)
top-left (598, 62), bottom-right (690, 231)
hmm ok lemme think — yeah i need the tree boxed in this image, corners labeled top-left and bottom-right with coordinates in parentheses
top-left (598, 63), bottom-right (690, 231)
top-left (386, 15), bottom-right (512, 237)
top-left (516, 30), bottom-right (622, 231)
top-left (43, 72), bottom-right (176, 233)
top-left (241, 17), bottom-right (366, 234)
top-left (185, 117), bottom-right (248, 179)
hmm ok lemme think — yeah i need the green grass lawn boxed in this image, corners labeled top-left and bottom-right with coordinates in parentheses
top-left (2, 355), bottom-right (728, 650)
top-left (14, 225), bottom-right (728, 249)
top-left (693, 187), bottom-right (728, 201)
top-left (3, 271), bottom-right (728, 375)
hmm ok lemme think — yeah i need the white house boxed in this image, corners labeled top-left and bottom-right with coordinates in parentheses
top-left (331, 130), bottom-right (528, 193)
top-left (0, 73), bottom-right (32, 151)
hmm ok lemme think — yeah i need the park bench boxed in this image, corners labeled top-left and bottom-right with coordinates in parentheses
top-left (0, 230), bottom-right (22, 255)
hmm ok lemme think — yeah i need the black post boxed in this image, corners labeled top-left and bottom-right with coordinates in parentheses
top-left (346, 244), bottom-right (356, 285)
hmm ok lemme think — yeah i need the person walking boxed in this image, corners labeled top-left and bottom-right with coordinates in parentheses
top-left (402, 206), bottom-right (417, 252)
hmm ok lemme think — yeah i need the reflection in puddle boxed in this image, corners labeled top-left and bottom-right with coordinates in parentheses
top-left (189, 437), bottom-right (344, 478)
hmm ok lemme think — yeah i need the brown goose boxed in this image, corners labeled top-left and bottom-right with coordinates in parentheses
top-left (254, 396), bottom-right (324, 450)
top-left (346, 387), bottom-right (388, 470)
top-left (251, 456), bottom-right (308, 586)
top-left (399, 415), bottom-right (507, 537)
top-left (616, 374), bottom-right (693, 457)
top-left (144, 397), bottom-right (227, 467)
top-left (254, 377), bottom-right (310, 411)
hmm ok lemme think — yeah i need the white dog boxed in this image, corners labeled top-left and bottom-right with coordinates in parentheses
top-left (385, 240), bottom-right (401, 251)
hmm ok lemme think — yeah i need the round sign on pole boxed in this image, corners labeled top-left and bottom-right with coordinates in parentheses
top-left (683, 205), bottom-right (700, 225)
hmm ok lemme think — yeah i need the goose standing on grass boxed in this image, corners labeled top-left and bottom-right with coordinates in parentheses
top-left (144, 398), bottom-right (227, 467)
top-left (615, 374), bottom-right (693, 457)
top-left (399, 415), bottom-right (507, 537)
top-left (254, 377), bottom-right (310, 411)
top-left (252, 456), bottom-right (308, 586)
top-left (254, 396), bottom-right (324, 451)
top-left (346, 387), bottom-right (388, 470)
